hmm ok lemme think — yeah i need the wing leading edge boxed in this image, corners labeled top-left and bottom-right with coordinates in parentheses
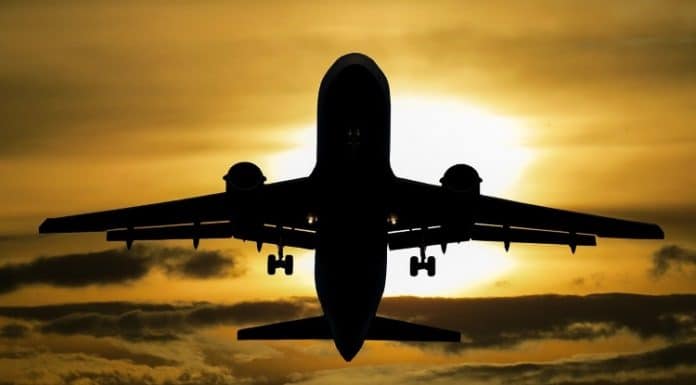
top-left (39, 178), bottom-right (316, 249)
top-left (475, 195), bottom-right (664, 239)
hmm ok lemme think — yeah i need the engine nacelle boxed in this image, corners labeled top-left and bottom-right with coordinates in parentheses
top-left (223, 162), bottom-right (266, 192)
top-left (440, 164), bottom-right (482, 194)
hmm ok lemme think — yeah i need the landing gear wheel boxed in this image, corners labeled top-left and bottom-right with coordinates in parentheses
top-left (284, 255), bottom-right (294, 275)
top-left (409, 256), bottom-right (419, 277)
top-left (426, 256), bottom-right (436, 277)
top-left (267, 254), bottom-right (276, 275)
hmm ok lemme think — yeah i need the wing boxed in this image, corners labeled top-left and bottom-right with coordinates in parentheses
top-left (474, 195), bottom-right (664, 239)
top-left (387, 178), bottom-right (663, 251)
top-left (39, 177), bottom-right (317, 249)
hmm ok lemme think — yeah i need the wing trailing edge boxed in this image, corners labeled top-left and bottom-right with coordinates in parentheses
top-left (388, 224), bottom-right (597, 251)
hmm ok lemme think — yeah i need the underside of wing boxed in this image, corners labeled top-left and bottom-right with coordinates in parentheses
top-left (475, 195), bottom-right (664, 239)
top-left (39, 177), bottom-right (317, 248)
top-left (389, 225), bottom-right (596, 250)
top-left (39, 193), bottom-right (228, 233)
top-left (388, 177), bottom-right (663, 250)
top-left (106, 223), bottom-right (316, 250)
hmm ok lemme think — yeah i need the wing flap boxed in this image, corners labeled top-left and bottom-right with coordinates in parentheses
top-left (389, 225), bottom-right (596, 250)
top-left (107, 223), bottom-right (316, 250)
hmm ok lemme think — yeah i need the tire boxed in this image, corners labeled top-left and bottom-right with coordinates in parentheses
top-left (267, 254), bottom-right (276, 275)
top-left (285, 255), bottom-right (294, 275)
top-left (410, 256), bottom-right (419, 277)
top-left (426, 256), bottom-right (436, 277)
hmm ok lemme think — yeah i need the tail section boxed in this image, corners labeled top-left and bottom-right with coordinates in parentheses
top-left (237, 315), bottom-right (459, 342)
top-left (368, 316), bottom-right (460, 342)
top-left (237, 316), bottom-right (331, 340)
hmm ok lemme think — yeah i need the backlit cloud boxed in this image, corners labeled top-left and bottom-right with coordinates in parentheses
top-left (0, 244), bottom-right (243, 295)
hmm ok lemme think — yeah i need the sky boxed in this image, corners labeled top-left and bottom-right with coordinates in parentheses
top-left (1, 1), bottom-right (696, 384)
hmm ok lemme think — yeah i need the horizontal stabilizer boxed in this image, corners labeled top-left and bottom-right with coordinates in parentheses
top-left (237, 315), bottom-right (460, 342)
top-left (238, 316), bottom-right (331, 340)
top-left (367, 316), bottom-right (460, 341)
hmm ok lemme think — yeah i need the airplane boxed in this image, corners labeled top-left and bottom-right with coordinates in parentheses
top-left (39, 52), bottom-right (664, 361)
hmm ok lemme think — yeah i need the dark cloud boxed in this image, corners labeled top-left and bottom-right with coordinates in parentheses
top-left (0, 244), bottom-right (243, 295)
top-left (59, 369), bottom-right (237, 385)
top-left (651, 244), bottom-right (696, 277)
top-left (0, 299), bottom-right (317, 341)
top-left (0, 322), bottom-right (28, 339)
top-left (392, 343), bottom-right (696, 385)
top-left (62, 343), bottom-right (178, 368)
top-left (428, 343), bottom-right (696, 385)
top-left (0, 296), bottom-right (695, 384)
top-left (0, 294), bottom-right (695, 349)
top-left (17, 343), bottom-right (696, 385)
top-left (168, 250), bottom-right (235, 279)
top-left (377, 294), bottom-right (696, 349)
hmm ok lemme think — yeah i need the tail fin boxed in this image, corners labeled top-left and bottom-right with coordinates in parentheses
top-left (237, 315), bottom-right (459, 342)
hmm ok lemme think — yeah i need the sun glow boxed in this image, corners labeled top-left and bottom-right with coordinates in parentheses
top-left (267, 96), bottom-right (533, 295)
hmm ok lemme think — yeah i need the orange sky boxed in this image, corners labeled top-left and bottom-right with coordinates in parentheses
top-left (1, 1), bottom-right (695, 384)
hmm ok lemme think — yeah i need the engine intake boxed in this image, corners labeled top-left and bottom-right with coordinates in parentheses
top-left (440, 164), bottom-right (482, 194)
top-left (224, 162), bottom-right (266, 192)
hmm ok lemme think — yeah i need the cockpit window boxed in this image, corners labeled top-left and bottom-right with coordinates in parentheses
top-left (347, 128), bottom-right (361, 145)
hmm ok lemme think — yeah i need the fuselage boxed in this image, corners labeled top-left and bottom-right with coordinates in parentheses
top-left (310, 53), bottom-right (393, 361)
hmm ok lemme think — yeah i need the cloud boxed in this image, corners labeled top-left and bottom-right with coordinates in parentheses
top-left (290, 343), bottom-right (696, 385)
top-left (377, 294), bottom-right (696, 349)
top-left (0, 322), bottom-right (28, 339)
top-left (0, 244), bottom-right (243, 295)
top-left (0, 299), bottom-right (317, 341)
top-left (0, 294), bottom-right (694, 348)
top-left (5, 341), bottom-right (693, 385)
top-left (0, 295), bottom-right (694, 384)
top-left (651, 244), bottom-right (696, 277)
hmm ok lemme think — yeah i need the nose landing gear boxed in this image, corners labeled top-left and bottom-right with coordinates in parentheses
top-left (410, 245), bottom-right (436, 277)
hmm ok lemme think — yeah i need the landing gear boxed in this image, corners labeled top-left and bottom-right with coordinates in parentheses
top-left (264, 225), bottom-right (295, 275)
top-left (267, 253), bottom-right (293, 275)
top-left (410, 246), bottom-right (436, 277)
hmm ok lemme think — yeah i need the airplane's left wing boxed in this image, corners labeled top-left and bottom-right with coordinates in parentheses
top-left (39, 177), bottom-right (317, 249)
top-left (387, 177), bottom-right (663, 251)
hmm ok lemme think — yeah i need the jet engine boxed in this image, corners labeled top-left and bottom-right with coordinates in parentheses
top-left (440, 164), bottom-right (482, 195)
top-left (223, 162), bottom-right (267, 192)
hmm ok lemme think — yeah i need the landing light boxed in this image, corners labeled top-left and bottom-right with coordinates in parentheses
top-left (387, 213), bottom-right (398, 226)
top-left (307, 213), bottom-right (318, 225)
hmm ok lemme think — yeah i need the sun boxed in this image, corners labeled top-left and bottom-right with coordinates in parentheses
top-left (266, 95), bottom-right (533, 296)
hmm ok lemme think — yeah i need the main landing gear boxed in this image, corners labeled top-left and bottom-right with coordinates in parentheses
top-left (410, 245), bottom-right (436, 277)
top-left (267, 244), bottom-right (293, 276)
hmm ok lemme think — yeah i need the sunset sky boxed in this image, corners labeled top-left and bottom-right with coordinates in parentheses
top-left (1, 1), bottom-right (696, 384)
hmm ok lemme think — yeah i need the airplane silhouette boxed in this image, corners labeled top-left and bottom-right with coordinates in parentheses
top-left (39, 53), bottom-right (664, 361)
